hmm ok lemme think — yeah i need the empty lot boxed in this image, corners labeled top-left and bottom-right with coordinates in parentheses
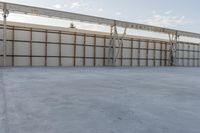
top-left (1, 67), bottom-right (200, 133)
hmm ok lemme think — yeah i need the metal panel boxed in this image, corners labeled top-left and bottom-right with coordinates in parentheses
top-left (47, 58), bottom-right (59, 66)
top-left (14, 30), bottom-right (30, 41)
top-left (32, 43), bottom-right (45, 56)
top-left (48, 32), bottom-right (59, 43)
top-left (62, 58), bottom-right (73, 66)
top-left (76, 58), bottom-right (83, 66)
top-left (0, 22), bottom-right (199, 67)
top-left (32, 31), bottom-right (46, 42)
top-left (47, 44), bottom-right (59, 56)
top-left (32, 57), bottom-right (45, 66)
top-left (14, 42), bottom-right (30, 55)
top-left (14, 57), bottom-right (29, 66)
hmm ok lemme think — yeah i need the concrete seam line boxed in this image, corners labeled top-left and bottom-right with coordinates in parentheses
top-left (0, 69), bottom-right (10, 133)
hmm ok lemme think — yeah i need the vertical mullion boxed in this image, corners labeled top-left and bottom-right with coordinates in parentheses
top-left (176, 43), bottom-right (179, 66)
top-left (83, 34), bottom-right (86, 66)
top-left (73, 33), bottom-right (77, 67)
top-left (12, 26), bottom-right (15, 66)
top-left (182, 43), bottom-right (185, 66)
top-left (138, 40), bottom-right (140, 66)
top-left (160, 42), bottom-right (163, 66)
top-left (94, 35), bottom-right (96, 67)
top-left (176, 43), bottom-right (181, 66)
top-left (121, 41), bottom-right (123, 66)
top-left (188, 45), bottom-right (190, 67)
top-left (59, 31), bottom-right (62, 66)
top-left (130, 39), bottom-right (133, 66)
top-left (45, 30), bottom-right (48, 66)
top-left (164, 43), bottom-right (167, 66)
top-left (103, 36), bottom-right (106, 66)
top-left (30, 28), bottom-right (32, 66)
top-left (146, 41), bottom-right (149, 67)
top-left (153, 42), bottom-right (156, 67)
top-left (198, 44), bottom-right (200, 67)
top-left (193, 44), bottom-right (195, 67)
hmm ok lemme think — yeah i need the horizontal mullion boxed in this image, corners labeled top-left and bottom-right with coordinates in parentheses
top-left (1, 39), bottom-right (170, 51)
top-left (7, 55), bottom-right (167, 61)
top-left (177, 49), bottom-right (199, 52)
top-left (177, 58), bottom-right (200, 60)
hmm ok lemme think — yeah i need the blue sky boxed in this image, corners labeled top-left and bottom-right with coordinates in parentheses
top-left (1, 0), bottom-right (200, 33)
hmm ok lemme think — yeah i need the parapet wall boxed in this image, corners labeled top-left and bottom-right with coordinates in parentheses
top-left (0, 21), bottom-right (199, 67)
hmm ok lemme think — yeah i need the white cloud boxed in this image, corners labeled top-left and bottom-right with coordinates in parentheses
top-left (69, 1), bottom-right (93, 11)
top-left (98, 8), bottom-right (104, 12)
top-left (165, 10), bottom-right (172, 15)
top-left (52, 1), bottom-right (104, 13)
top-left (152, 11), bottom-right (157, 14)
top-left (115, 12), bottom-right (122, 16)
top-left (64, 4), bottom-right (68, 8)
top-left (70, 2), bottom-right (89, 9)
top-left (53, 4), bottom-right (61, 9)
top-left (141, 11), bottom-right (192, 27)
top-left (70, 2), bottom-right (81, 8)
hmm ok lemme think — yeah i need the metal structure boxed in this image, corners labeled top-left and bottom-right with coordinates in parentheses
top-left (168, 32), bottom-right (179, 66)
top-left (2, 3), bottom-right (9, 66)
top-left (108, 23), bottom-right (127, 66)
top-left (0, 2), bottom-right (200, 66)
top-left (0, 22), bottom-right (200, 67)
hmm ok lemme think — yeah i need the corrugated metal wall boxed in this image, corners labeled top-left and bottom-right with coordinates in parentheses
top-left (0, 23), bottom-right (199, 67)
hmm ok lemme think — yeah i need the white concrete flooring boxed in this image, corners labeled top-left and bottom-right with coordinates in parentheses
top-left (0, 67), bottom-right (200, 133)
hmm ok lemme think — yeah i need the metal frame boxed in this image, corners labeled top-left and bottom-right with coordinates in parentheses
top-left (0, 25), bottom-right (199, 67)
top-left (138, 40), bottom-right (141, 66)
top-left (2, 3), bottom-right (9, 66)
top-left (160, 43), bottom-right (163, 66)
top-left (130, 39), bottom-right (133, 66)
top-left (94, 34), bottom-right (96, 66)
top-left (103, 36), bottom-right (106, 66)
top-left (45, 30), bottom-right (48, 66)
top-left (12, 26), bottom-right (14, 66)
top-left (1, 24), bottom-right (174, 67)
top-left (30, 28), bottom-right (33, 66)
top-left (146, 41), bottom-right (149, 66)
top-left (153, 42), bottom-right (156, 66)
top-left (83, 34), bottom-right (86, 66)
top-left (168, 32), bottom-right (179, 66)
top-left (73, 33), bottom-right (77, 66)
top-left (108, 26), bottom-right (116, 66)
top-left (1, 2), bottom-right (200, 38)
top-left (59, 31), bottom-right (62, 66)
top-left (108, 25), bottom-right (127, 66)
top-left (1, 2), bottom-right (200, 67)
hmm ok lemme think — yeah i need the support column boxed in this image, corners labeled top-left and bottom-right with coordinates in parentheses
top-left (168, 32), bottom-right (179, 66)
top-left (103, 36), bottom-right (106, 66)
top-left (2, 4), bottom-right (9, 66)
top-left (108, 25), bottom-right (116, 66)
top-left (112, 26), bottom-right (117, 66)
top-left (130, 39), bottom-right (133, 66)
top-left (198, 44), bottom-right (200, 67)
top-left (108, 23), bottom-right (126, 66)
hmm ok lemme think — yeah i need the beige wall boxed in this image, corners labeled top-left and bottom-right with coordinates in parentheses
top-left (0, 22), bottom-right (199, 67)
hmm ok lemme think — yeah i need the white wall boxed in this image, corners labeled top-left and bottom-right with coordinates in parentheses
top-left (0, 23), bottom-right (199, 67)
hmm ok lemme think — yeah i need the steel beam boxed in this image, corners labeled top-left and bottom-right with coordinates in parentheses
top-left (2, 4), bottom-right (9, 66)
top-left (168, 33), bottom-right (178, 66)
top-left (0, 2), bottom-right (200, 39)
top-left (112, 26), bottom-right (117, 66)
top-left (108, 25), bottom-right (127, 66)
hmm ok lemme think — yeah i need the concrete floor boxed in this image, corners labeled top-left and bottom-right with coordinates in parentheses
top-left (0, 67), bottom-right (200, 133)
